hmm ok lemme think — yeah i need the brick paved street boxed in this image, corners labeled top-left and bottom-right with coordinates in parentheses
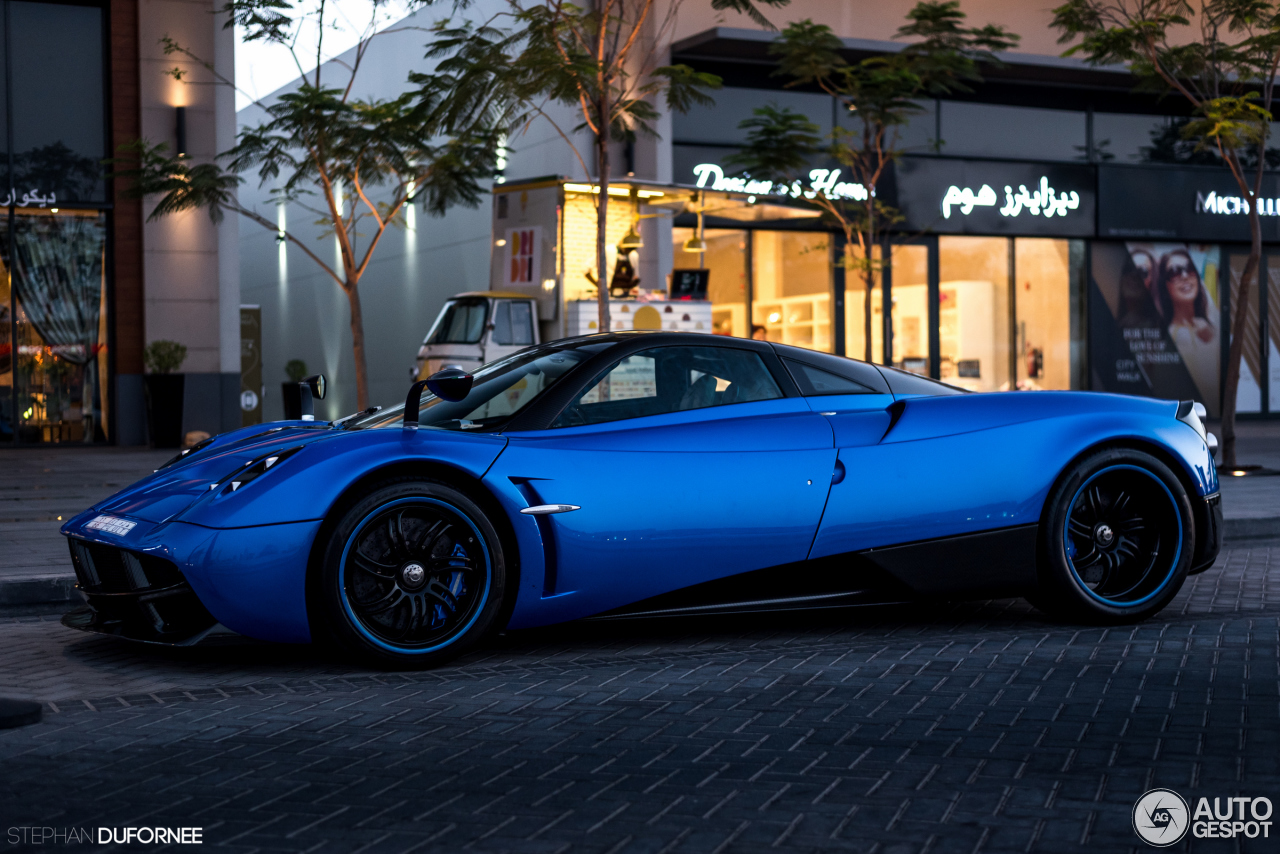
top-left (1, 540), bottom-right (1277, 853)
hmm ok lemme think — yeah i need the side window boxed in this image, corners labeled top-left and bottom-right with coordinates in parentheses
top-left (509, 301), bottom-right (535, 345)
top-left (783, 359), bottom-right (877, 396)
top-left (554, 346), bottom-right (782, 427)
top-left (491, 301), bottom-right (512, 345)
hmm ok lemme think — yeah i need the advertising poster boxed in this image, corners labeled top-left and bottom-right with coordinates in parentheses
top-left (506, 225), bottom-right (542, 287)
top-left (1090, 242), bottom-right (1220, 416)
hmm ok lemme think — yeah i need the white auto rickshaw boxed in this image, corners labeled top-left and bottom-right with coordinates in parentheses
top-left (413, 292), bottom-right (540, 380)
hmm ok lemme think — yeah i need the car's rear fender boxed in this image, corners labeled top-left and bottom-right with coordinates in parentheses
top-left (811, 407), bottom-right (1213, 559)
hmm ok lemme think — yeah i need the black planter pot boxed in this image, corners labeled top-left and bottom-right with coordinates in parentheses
top-left (281, 382), bottom-right (303, 420)
top-left (144, 374), bottom-right (185, 448)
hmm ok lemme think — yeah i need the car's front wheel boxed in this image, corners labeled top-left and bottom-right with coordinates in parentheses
top-left (1034, 448), bottom-right (1193, 624)
top-left (316, 479), bottom-right (508, 669)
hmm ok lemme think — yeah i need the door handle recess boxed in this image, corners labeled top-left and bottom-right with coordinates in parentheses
top-left (520, 504), bottom-right (581, 515)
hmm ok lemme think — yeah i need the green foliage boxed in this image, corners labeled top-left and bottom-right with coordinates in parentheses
top-left (107, 140), bottom-right (242, 224)
top-left (728, 3), bottom-right (1017, 230)
top-left (726, 105), bottom-right (823, 183)
top-left (144, 340), bottom-right (188, 375)
top-left (284, 359), bottom-right (308, 382)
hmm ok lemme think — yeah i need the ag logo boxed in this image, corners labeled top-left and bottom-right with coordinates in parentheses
top-left (1134, 788), bottom-right (1190, 846)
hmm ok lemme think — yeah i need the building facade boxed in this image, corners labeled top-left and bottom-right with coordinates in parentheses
top-left (231, 0), bottom-right (1280, 425)
top-left (0, 0), bottom-right (239, 446)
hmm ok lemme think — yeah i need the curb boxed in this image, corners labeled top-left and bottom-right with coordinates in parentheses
top-left (1223, 516), bottom-right (1280, 541)
top-left (0, 575), bottom-right (78, 609)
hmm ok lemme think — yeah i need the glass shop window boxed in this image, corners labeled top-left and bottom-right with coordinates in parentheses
top-left (10, 1), bottom-right (107, 203)
top-left (555, 346), bottom-right (782, 427)
top-left (1014, 239), bottom-right (1073, 390)
top-left (671, 87), bottom-right (834, 146)
top-left (890, 244), bottom-right (930, 374)
top-left (938, 102), bottom-right (1086, 162)
top-left (752, 232), bottom-right (832, 352)
top-left (672, 228), bottom-right (748, 338)
top-left (938, 236), bottom-right (1011, 391)
top-left (2, 210), bottom-right (110, 444)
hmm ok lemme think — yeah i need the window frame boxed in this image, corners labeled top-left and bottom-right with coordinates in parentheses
top-left (551, 343), bottom-right (788, 428)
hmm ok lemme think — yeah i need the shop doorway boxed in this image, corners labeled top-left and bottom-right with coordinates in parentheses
top-left (883, 235), bottom-right (1083, 390)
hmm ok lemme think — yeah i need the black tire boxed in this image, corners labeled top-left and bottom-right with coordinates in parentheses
top-left (315, 479), bottom-right (508, 669)
top-left (1033, 448), bottom-right (1194, 624)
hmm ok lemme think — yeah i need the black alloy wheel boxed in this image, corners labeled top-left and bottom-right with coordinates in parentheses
top-left (317, 479), bottom-right (508, 669)
top-left (1036, 449), bottom-right (1193, 624)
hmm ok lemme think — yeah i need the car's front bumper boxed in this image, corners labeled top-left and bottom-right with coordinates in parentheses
top-left (1190, 492), bottom-right (1222, 575)
top-left (61, 513), bottom-right (321, 645)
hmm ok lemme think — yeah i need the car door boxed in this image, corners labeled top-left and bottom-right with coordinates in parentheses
top-left (485, 343), bottom-right (836, 623)
top-left (483, 299), bottom-right (537, 364)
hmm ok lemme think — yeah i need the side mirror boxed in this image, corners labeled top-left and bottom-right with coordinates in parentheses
top-left (403, 368), bottom-right (474, 429)
top-left (426, 367), bottom-right (473, 402)
top-left (298, 374), bottom-right (326, 421)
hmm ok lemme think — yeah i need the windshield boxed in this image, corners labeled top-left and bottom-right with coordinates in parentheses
top-left (345, 340), bottom-right (611, 432)
top-left (427, 298), bottom-right (488, 345)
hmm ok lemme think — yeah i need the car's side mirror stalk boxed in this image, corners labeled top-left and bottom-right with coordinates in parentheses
top-left (404, 369), bottom-right (474, 429)
top-left (298, 374), bottom-right (326, 421)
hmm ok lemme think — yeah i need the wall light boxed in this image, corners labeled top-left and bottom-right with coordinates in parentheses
top-left (175, 106), bottom-right (187, 158)
top-left (495, 238), bottom-right (507, 247)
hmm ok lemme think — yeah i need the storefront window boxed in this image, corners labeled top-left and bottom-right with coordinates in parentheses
top-left (938, 102), bottom-right (1086, 162)
top-left (938, 236), bottom-right (1011, 390)
top-left (1230, 253), bottom-right (1264, 413)
top-left (843, 243), bottom-right (884, 365)
top-left (1014, 239), bottom-right (1074, 390)
top-left (672, 228), bottom-right (747, 338)
top-left (752, 231), bottom-right (831, 352)
top-left (9, 1), bottom-right (106, 203)
top-left (889, 244), bottom-right (928, 373)
top-left (2, 210), bottom-right (108, 443)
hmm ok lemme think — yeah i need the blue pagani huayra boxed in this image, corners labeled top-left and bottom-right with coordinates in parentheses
top-left (61, 331), bottom-right (1221, 668)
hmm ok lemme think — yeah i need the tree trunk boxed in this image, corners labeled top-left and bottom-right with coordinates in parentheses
top-left (596, 126), bottom-right (611, 335)
top-left (345, 280), bottom-right (370, 412)
top-left (863, 206), bottom-right (876, 363)
top-left (1220, 209), bottom-right (1261, 468)
top-left (863, 247), bottom-right (874, 363)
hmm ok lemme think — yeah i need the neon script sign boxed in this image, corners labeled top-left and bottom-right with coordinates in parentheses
top-left (691, 163), bottom-right (870, 201)
top-left (1196, 191), bottom-right (1280, 216)
top-left (941, 177), bottom-right (1081, 219)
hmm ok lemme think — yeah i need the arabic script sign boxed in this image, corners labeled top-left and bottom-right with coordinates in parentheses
top-left (2, 189), bottom-right (58, 208)
top-left (942, 177), bottom-right (1081, 220)
top-left (691, 163), bottom-right (869, 202)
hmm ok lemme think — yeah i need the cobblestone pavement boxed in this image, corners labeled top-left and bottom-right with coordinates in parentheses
top-left (0, 542), bottom-right (1277, 853)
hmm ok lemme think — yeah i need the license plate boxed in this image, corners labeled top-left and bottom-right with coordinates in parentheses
top-left (84, 515), bottom-right (137, 537)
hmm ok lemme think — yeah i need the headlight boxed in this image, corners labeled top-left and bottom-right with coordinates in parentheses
top-left (213, 446), bottom-right (303, 495)
top-left (1177, 400), bottom-right (1217, 454)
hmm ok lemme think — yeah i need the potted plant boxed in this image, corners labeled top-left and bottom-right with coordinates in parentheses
top-left (143, 340), bottom-right (187, 448)
top-left (282, 359), bottom-right (307, 420)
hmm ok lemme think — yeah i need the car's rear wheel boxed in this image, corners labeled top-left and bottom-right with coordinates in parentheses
top-left (316, 479), bottom-right (507, 669)
top-left (1034, 449), bottom-right (1193, 624)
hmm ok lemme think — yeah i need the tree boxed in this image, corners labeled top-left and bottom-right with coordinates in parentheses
top-left (429, 0), bottom-right (787, 334)
top-left (1052, 0), bottom-right (1280, 468)
top-left (113, 0), bottom-right (511, 411)
top-left (728, 2), bottom-right (1017, 361)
